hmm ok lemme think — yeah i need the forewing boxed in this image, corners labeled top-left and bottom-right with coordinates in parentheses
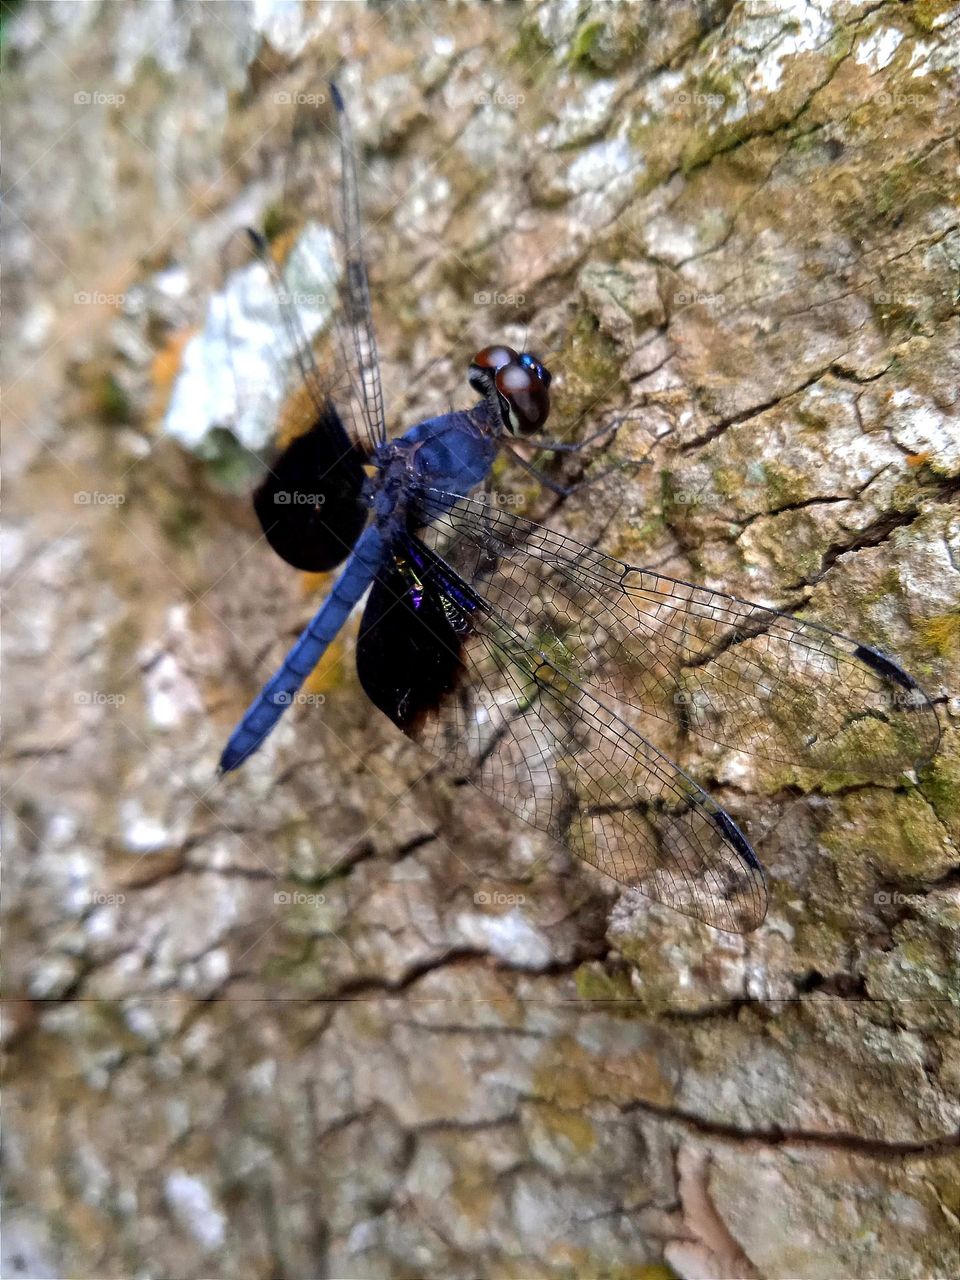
top-left (252, 396), bottom-right (367, 572)
top-left (329, 82), bottom-right (387, 451)
top-left (217, 78), bottom-right (393, 570)
top-left (356, 537), bottom-right (767, 934)
top-left (273, 84), bottom-right (388, 453)
top-left (416, 491), bottom-right (941, 777)
top-left (219, 229), bottom-right (368, 571)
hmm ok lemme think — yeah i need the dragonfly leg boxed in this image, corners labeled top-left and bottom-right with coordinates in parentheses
top-left (522, 419), bottom-right (622, 454)
top-left (503, 444), bottom-right (625, 496)
top-left (476, 476), bottom-right (502, 568)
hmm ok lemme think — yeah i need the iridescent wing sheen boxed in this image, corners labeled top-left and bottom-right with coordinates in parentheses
top-left (414, 490), bottom-right (941, 778)
top-left (355, 535), bottom-right (767, 934)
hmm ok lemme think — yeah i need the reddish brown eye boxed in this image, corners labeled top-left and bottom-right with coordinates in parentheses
top-left (471, 344), bottom-right (519, 370)
top-left (468, 343), bottom-right (552, 434)
top-left (495, 361), bottom-right (550, 431)
top-left (469, 345), bottom-right (520, 398)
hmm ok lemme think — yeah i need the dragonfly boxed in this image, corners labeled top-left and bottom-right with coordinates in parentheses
top-left (217, 83), bottom-right (941, 934)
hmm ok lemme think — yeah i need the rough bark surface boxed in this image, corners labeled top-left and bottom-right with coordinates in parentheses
top-left (3, 2), bottom-right (959, 1278)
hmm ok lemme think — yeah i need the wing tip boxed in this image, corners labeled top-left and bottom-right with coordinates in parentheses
top-left (705, 808), bottom-right (768, 933)
top-left (329, 81), bottom-right (345, 113)
top-left (853, 642), bottom-right (917, 691)
top-left (852, 643), bottom-right (942, 766)
top-left (709, 807), bottom-right (763, 871)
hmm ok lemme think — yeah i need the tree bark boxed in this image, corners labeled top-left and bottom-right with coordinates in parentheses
top-left (3, 2), bottom-right (958, 1277)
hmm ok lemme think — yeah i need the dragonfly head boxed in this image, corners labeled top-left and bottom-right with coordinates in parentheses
top-left (469, 345), bottom-right (552, 436)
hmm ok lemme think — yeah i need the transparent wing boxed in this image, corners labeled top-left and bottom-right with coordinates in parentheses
top-left (415, 491), bottom-right (941, 777)
top-left (355, 536), bottom-right (767, 933)
top-left (203, 83), bottom-right (393, 567)
top-left (329, 81), bottom-right (387, 451)
top-left (270, 83), bottom-right (388, 453)
top-left (216, 84), bottom-right (388, 467)
top-left (220, 231), bottom-right (367, 571)
top-left (166, 220), bottom-right (343, 467)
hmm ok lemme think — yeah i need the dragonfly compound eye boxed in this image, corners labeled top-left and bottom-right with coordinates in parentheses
top-left (518, 350), bottom-right (552, 389)
top-left (468, 344), bottom-right (519, 396)
top-left (495, 358), bottom-right (551, 433)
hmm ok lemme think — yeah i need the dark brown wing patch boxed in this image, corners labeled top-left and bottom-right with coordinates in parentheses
top-left (356, 540), bottom-right (477, 733)
top-left (253, 402), bottom-right (367, 572)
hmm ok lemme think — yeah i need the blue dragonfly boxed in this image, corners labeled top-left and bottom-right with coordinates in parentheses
top-left (218, 84), bottom-right (940, 933)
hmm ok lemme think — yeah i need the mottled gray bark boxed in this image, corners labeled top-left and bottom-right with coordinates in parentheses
top-left (3, 2), bottom-right (958, 1278)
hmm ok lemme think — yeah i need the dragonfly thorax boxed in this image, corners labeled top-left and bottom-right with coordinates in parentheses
top-left (469, 344), bottom-right (552, 437)
top-left (370, 441), bottom-right (418, 528)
